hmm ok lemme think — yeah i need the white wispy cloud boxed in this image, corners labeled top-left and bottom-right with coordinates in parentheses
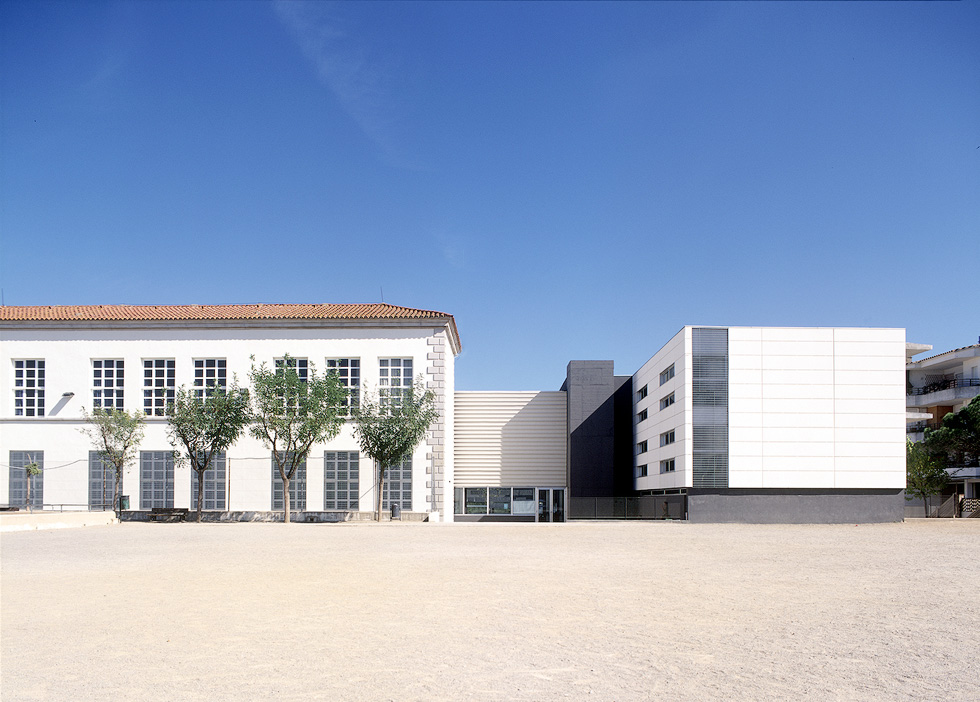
top-left (437, 233), bottom-right (466, 269)
top-left (273, 0), bottom-right (415, 168)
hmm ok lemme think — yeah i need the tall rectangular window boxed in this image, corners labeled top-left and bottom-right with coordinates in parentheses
top-left (140, 451), bottom-right (174, 508)
top-left (93, 360), bottom-right (124, 410)
top-left (272, 453), bottom-right (306, 511)
top-left (9, 451), bottom-right (43, 508)
top-left (326, 359), bottom-right (360, 413)
top-left (143, 360), bottom-right (175, 415)
top-left (382, 457), bottom-right (412, 511)
top-left (660, 429), bottom-right (676, 447)
top-left (692, 328), bottom-right (729, 489)
top-left (89, 452), bottom-right (115, 510)
top-left (13, 360), bottom-right (45, 416)
top-left (324, 451), bottom-right (359, 510)
top-left (190, 453), bottom-right (226, 511)
top-left (379, 358), bottom-right (413, 406)
top-left (660, 364), bottom-right (675, 386)
top-left (193, 359), bottom-right (227, 397)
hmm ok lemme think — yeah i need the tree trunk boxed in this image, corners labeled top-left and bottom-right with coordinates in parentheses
top-left (25, 473), bottom-right (32, 512)
top-left (376, 463), bottom-right (385, 522)
top-left (924, 495), bottom-right (929, 518)
top-left (196, 470), bottom-right (205, 523)
top-left (283, 475), bottom-right (291, 524)
top-left (114, 467), bottom-right (122, 519)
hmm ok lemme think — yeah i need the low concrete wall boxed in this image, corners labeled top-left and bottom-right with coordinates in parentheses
top-left (688, 489), bottom-right (905, 524)
top-left (0, 510), bottom-right (118, 532)
top-left (120, 510), bottom-right (430, 523)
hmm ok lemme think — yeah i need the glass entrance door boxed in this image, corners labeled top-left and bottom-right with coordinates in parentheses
top-left (552, 489), bottom-right (565, 523)
top-left (536, 489), bottom-right (566, 522)
top-left (537, 489), bottom-right (551, 522)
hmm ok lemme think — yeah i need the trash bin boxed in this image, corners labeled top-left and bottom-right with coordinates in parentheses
top-left (390, 503), bottom-right (401, 520)
top-left (119, 495), bottom-right (130, 511)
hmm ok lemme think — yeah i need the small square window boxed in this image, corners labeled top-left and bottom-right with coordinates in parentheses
top-left (637, 408), bottom-right (648, 423)
top-left (660, 430), bottom-right (676, 447)
top-left (659, 365), bottom-right (675, 386)
top-left (660, 458), bottom-right (676, 474)
top-left (635, 464), bottom-right (648, 478)
top-left (194, 359), bottom-right (227, 397)
top-left (660, 393), bottom-right (675, 410)
top-left (637, 440), bottom-right (648, 454)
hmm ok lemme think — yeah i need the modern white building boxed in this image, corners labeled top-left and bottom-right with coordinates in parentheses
top-left (2, 306), bottom-right (911, 522)
top-left (1, 304), bottom-right (460, 521)
top-left (627, 326), bottom-right (907, 522)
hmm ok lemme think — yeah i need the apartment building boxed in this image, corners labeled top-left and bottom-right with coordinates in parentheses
top-left (906, 340), bottom-right (980, 506)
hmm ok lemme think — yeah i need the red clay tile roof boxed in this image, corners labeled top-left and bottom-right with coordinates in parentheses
top-left (0, 303), bottom-right (461, 349)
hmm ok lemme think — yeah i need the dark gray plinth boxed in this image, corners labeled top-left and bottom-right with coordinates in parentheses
top-left (687, 489), bottom-right (905, 524)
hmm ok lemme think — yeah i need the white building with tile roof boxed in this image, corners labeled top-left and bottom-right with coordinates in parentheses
top-left (1, 303), bottom-right (460, 520)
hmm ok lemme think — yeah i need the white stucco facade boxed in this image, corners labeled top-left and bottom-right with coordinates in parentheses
top-left (1, 306), bottom-right (460, 520)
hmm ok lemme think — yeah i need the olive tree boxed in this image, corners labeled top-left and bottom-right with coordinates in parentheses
top-left (353, 379), bottom-right (439, 521)
top-left (924, 395), bottom-right (980, 468)
top-left (906, 438), bottom-right (949, 518)
top-left (22, 454), bottom-right (41, 512)
top-left (165, 381), bottom-right (250, 523)
top-left (249, 355), bottom-right (348, 523)
top-left (80, 408), bottom-right (145, 516)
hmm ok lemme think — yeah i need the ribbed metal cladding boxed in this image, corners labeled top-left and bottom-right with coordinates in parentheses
top-left (692, 328), bottom-right (729, 488)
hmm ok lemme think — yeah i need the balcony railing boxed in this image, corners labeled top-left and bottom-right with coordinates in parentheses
top-left (906, 421), bottom-right (940, 434)
top-left (907, 378), bottom-right (980, 396)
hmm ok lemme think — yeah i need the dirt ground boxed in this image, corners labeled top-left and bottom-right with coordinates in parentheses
top-left (1, 520), bottom-right (977, 701)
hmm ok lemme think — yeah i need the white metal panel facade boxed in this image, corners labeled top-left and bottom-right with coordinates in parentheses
top-left (728, 326), bottom-right (905, 489)
top-left (454, 391), bottom-right (567, 488)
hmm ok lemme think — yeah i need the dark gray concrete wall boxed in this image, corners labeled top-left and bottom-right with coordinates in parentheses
top-left (565, 361), bottom-right (634, 498)
top-left (688, 489), bottom-right (905, 523)
top-left (565, 361), bottom-right (615, 497)
top-left (612, 375), bottom-right (635, 496)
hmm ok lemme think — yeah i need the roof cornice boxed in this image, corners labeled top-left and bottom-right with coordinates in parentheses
top-left (0, 303), bottom-right (462, 354)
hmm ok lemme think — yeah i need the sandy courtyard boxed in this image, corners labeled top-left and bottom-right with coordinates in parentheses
top-left (1, 520), bottom-right (977, 701)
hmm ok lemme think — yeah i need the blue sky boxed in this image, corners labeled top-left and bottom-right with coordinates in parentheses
top-left (1, 1), bottom-right (977, 390)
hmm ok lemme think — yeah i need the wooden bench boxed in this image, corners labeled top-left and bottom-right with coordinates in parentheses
top-left (148, 507), bottom-right (189, 523)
